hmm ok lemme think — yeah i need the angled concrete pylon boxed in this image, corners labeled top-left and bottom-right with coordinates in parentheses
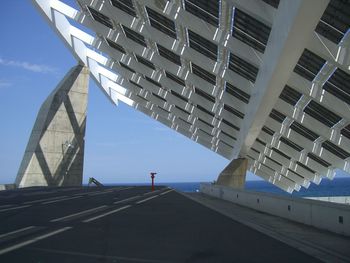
top-left (216, 158), bottom-right (247, 189)
top-left (15, 65), bottom-right (89, 188)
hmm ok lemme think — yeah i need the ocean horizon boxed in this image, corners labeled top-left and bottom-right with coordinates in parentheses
top-left (103, 177), bottom-right (350, 197)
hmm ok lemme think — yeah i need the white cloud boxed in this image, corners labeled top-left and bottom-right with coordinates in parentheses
top-left (0, 58), bottom-right (57, 74)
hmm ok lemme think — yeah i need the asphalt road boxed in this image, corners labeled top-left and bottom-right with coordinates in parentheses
top-left (0, 186), bottom-right (320, 262)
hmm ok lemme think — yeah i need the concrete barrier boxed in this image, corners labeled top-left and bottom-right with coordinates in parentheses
top-left (200, 183), bottom-right (350, 236)
top-left (0, 184), bottom-right (16, 191)
top-left (305, 196), bottom-right (350, 205)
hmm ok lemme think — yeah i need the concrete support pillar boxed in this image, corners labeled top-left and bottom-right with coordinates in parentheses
top-left (216, 158), bottom-right (248, 189)
top-left (15, 65), bottom-right (89, 188)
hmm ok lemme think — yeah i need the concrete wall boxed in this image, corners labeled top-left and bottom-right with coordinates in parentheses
top-left (306, 196), bottom-right (350, 205)
top-left (200, 183), bottom-right (350, 236)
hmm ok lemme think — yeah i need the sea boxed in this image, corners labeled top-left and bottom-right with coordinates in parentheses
top-left (161, 177), bottom-right (350, 197)
top-left (109, 177), bottom-right (350, 197)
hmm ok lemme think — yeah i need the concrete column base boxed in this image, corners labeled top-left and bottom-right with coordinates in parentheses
top-left (216, 158), bottom-right (247, 189)
top-left (15, 65), bottom-right (89, 188)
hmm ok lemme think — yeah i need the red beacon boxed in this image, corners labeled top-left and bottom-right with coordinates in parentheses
top-left (150, 172), bottom-right (157, 191)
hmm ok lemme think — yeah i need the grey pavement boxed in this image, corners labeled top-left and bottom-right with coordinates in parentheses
top-left (185, 192), bottom-right (350, 263)
top-left (0, 186), bottom-right (327, 262)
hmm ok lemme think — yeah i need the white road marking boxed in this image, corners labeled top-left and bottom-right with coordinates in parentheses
top-left (0, 226), bottom-right (36, 239)
top-left (42, 196), bottom-right (82, 204)
top-left (72, 192), bottom-right (87, 196)
top-left (0, 205), bottom-right (31, 212)
top-left (23, 196), bottom-right (69, 204)
top-left (113, 195), bottom-right (140, 204)
top-left (50, 205), bottom-right (108, 222)
top-left (73, 187), bottom-right (133, 197)
top-left (159, 189), bottom-right (174, 196)
top-left (87, 187), bottom-right (134, 196)
top-left (0, 227), bottom-right (72, 255)
top-left (82, 205), bottom-right (131, 223)
top-left (143, 190), bottom-right (160, 196)
top-left (22, 191), bottom-right (52, 196)
top-left (74, 190), bottom-right (103, 196)
top-left (136, 195), bottom-right (159, 204)
top-left (0, 204), bottom-right (14, 209)
top-left (116, 187), bottom-right (134, 191)
top-left (88, 190), bottom-right (115, 196)
top-left (58, 188), bottom-right (81, 192)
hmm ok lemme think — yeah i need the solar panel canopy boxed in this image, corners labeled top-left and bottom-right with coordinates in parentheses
top-left (33, 0), bottom-right (350, 193)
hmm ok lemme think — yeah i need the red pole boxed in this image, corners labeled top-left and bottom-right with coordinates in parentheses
top-left (150, 172), bottom-right (156, 191)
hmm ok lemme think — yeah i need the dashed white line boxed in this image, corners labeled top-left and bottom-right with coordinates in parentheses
top-left (0, 227), bottom-right (72, 255)
top-left (72, 192), bottom-right (88, 196)
top-left (22, 191), bottom-right (51, 196)
top-left (74, 190), bottom-right (105, 196)
top-left (116, 187), bottom-right (134, 192)
top-left (50, 205), bottom-right (108, 222)
top-left (58, 188), bottom-right (81, 192)
top-left (0, 204), bottom-right (14, 209)
top-left (136, 195), bottom-right (159, 204)
top-left (159, 189), bottom-right (174, 196)
top-left (88, 190), bottom-right (115, 196)
top-left (23, 196), bottom-right (69, 204)
top-left (73, 187), bottom-right (133, 197)
top-left (0, 205), bottom-right (31, 212)
top-left (143, 190), bottom-right (160, 196)
top-left (0, 226), bottom-right (36, 239)
top-left (113, 195), bottom-right (140, 204)
top-left (82, 205), bottom-right (131, 223)
top-left (42, 196), bottom-right (82, 204)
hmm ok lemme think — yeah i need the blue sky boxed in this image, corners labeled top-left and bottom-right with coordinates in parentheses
top-left (0, 1), bottom-right (347, 185)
